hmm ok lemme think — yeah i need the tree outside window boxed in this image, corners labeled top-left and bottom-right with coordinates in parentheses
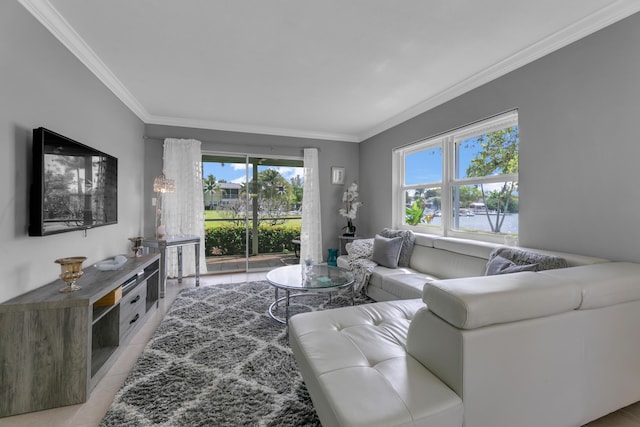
top-left (395, 111), bottom-right (519, 240)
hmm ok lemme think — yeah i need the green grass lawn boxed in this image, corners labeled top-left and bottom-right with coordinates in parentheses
top-left (204, 210), bottom-right (228, 220)
top-left (204, 210), bottom-right (301, 229)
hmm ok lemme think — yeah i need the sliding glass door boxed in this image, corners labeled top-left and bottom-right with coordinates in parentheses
top-left (202, 154), bottom-right (303, 274)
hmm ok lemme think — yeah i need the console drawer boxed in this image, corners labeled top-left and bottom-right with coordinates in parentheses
top-left (119, 282), bottom-right (147, 339)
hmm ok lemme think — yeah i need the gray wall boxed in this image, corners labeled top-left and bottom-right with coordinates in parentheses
top-left (359, 12), bottom-right (640, 262)
top-left (143, 124), bottom-right (360, 257)
top-left (0, 2), bottom-right (145, 303)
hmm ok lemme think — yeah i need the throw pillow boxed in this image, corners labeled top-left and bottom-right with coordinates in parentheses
top-left (347, 238), bottom-right (375, 260)
top-left (380, 228), bottom-right (416, 267)
top-left (485, 255), bottom-right (538, 276)
top-left (371, 234), bottom-right (404, 269)
top-left (487, 247), bottom-right (569, 272)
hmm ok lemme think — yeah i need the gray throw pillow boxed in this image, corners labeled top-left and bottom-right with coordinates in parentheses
top-left (371, 234), bottom-right (403, 269)
top-left (485, 255), bottom-right (538, 276)
top-left (488, 247), bottom-right (568, 271)
top-left (380, 228), bottom-right (416, 267)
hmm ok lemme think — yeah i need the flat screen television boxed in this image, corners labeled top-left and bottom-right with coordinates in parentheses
top-left (29, 127), bottom-right (118, 236)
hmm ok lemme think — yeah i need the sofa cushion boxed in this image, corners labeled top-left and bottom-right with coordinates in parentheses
top-left (537, 262), bottom-right (640, 310)
top-left (413, 233), bottom-right (439, 248)
top-left (433, 237), bottom-right (499, 259)
top-left (485, 255), bottom-right (538, 275)
top-left (289, 300), bottom-right (463, 427)
top-left (409, 246), bottom-right (490, 280)
top-left (367, 266), bottom-right (418, 301)
top-left (382, 273), bottom-right (438, 300)
top-left (423, 272), bottom-right (581, 329)
top-left (371, 234), bottom-right (403, 268)
top-left (380, 228), bottom-right (416, 268)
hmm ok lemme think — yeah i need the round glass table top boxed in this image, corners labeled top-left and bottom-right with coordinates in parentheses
top-left (266, 264), bottom-right (354, 291)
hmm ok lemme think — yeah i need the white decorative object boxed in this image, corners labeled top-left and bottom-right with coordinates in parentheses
top-left (302, 257), bottom-right (314, 283)
top-left (338, 181), bottom-right (362, 236)
top-left (95, 255), bottom-right (128, 271)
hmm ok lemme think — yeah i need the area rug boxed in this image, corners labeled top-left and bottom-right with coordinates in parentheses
top-left (100, 280), bottom-right (371, 427)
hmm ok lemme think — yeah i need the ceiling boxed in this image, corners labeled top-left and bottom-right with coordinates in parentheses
top-left (20, 0), bottom-right (640, 142)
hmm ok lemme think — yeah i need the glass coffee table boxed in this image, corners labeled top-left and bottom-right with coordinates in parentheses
top-left (266, 264), bottom-right (355, 324)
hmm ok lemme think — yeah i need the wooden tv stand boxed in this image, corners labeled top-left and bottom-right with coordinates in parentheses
top-left (0, 253), bottom-right (160, 417)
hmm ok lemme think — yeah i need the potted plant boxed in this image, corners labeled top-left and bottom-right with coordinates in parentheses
top-left (339, 182), bottom-right (362, 236)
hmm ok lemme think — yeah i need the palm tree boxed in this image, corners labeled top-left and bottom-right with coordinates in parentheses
top-left (203, 174), bottom-right (218, 209)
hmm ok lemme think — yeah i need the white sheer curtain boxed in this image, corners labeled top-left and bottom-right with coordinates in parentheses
top-left (300, 148), bottom-right (323, 263)
top-left (161, 138), bottom-right (207, 277)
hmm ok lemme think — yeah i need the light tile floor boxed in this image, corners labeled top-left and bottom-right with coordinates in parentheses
top-left (0, 270), bottom-right (639, 427)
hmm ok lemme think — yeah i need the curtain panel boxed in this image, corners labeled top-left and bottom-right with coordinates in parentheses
top-left (300, 148), bottom-right (323, 263)
top-left (162, 138), bottom-right (207, 277)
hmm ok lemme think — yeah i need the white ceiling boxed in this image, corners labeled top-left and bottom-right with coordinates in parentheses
top-left (20, 0), bottom-right (640, 142)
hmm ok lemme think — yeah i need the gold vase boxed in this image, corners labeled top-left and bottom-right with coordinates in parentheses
top-left (55, 257), bottom-right (87, 293)
top-left (128, 236), bottom-right (144, 257)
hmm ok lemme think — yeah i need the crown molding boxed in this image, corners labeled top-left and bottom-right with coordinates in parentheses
top-left (145, 115), bottom-right (360, 142)
top-left (358, 0), bottom-right (640, 142)
top-left (20, 0), bottom-right (640, 144)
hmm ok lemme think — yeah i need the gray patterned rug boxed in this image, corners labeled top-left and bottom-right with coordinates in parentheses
top-left (100, 280), bottom-right (371, 427)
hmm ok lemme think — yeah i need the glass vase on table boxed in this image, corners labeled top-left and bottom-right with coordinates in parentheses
top-left (302, 257), bottom-right (314, 284)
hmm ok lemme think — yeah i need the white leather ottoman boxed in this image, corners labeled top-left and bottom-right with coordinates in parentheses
top-left (289, 300), bottom-right (463, 427)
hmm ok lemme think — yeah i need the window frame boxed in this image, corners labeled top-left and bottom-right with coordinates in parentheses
top-left (393, 110), bottom-right (519, 243)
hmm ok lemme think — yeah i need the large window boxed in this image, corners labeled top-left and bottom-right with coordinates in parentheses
top-left (394, 111), bottom-right (519, 241)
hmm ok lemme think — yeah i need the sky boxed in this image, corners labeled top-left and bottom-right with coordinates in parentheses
top-left (202, 161), bottom-right (304, 185)
top-left (405, 138), bottom-right (482, 185)
top-left (404, 132), bottom-right (519, 196)
top-left (405, 130), bottom-right (520, 185)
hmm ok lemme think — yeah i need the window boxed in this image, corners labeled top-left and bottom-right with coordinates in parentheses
top-left (394, 111), bottom-right (519, 241)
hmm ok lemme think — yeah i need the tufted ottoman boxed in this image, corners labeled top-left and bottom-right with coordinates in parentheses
top-left (289, 299), bottom-right (463, 427)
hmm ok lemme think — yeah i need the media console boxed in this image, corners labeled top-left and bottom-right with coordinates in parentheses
top-left (0, 253), bottom-right (160, 417)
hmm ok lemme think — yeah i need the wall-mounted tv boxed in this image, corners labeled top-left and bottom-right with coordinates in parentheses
top-left (29, 127), bottom-right (118, 236)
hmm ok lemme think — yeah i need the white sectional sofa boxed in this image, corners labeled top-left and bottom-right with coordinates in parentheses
top-left (290, 233), bottom-right (640, 426)
top-left (336, 233), bottom-right (607, 301)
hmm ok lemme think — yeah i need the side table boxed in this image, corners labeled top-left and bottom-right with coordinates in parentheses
top-left (338, 235), bottom-right (362, 256)
top-left (143, 235), bottom-right (201, 297)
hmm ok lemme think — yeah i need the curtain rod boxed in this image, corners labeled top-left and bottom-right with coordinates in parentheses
top-left (143, 135), bottom-right (321, 152)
